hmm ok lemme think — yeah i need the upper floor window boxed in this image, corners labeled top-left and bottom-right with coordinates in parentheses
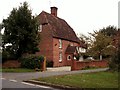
top-left (38, 24), bottom-right (42, 32)
top-left (59, 39), bottom-right (62, 48)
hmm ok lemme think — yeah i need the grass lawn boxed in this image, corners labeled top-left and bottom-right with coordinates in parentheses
top-left (35, 71), bottom-right (119, 88)
top-left (1, 68), bottom-right (35, 72)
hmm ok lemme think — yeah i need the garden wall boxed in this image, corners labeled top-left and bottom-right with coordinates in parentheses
top-left (71, 60), bottom-right (108, 71)
top-left (2, 60), bottom-right (21, 68)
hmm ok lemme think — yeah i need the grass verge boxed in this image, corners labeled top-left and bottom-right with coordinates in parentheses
top-left (1, 68), bottom-right (35, 72)
top-left (35, 71), bottom-right (118, 88)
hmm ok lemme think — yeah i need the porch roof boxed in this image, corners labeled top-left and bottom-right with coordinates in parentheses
top-left (65, 46), bottom-right (77, 54)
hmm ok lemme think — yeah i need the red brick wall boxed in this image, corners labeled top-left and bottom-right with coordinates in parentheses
top-left (36, 24), bottom-right (53, 62)
top-left (2, 60), bottom-right (21, 68)
top-left (65, 54), bottom-right (73, 66)
top-left (71, 60), bottom-right (108, 71)
top-left (35, 24), bottom-right (79, 67)
top-left (53, 38), bottom-right (79, 67)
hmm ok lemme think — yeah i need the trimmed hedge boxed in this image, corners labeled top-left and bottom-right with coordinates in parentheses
top-left (20, 55), bottom-right (44, 69)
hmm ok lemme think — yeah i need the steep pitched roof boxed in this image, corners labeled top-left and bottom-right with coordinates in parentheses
top-left (37, 11), bottom-right (80, 43)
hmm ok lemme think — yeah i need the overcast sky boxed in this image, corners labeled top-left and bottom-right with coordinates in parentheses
top-left (0, 0), bottom-right (119, 35)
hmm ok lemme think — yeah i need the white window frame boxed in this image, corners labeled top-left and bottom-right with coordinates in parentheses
top-left (59, 39), bottom-right (62, 48)
top-left (38, 24), bottom-right (42, 32)
top-left (67, 55), bottom-right (71, 60)
top-left (79, 47), bottom-right (86, 53)
top-left (59, 52), bottom-right (62, 62)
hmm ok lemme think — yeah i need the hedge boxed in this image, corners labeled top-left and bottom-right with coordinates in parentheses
top-left (20, 55), bottom-right (44, 69)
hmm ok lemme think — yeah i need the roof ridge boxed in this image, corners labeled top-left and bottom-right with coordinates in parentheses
top-left (38, 11), bottom-right (80, 43)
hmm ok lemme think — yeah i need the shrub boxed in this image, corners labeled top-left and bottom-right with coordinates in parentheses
top-left (2, 50), bottom-right (17, 63)
top-left (20, 55), bottom-right (44, 69)
top-left (46, 61), bottom-right (53, 67)
top-left (109, 43), bottom-right (120, 72)
top-left (109, 52), bottom-right (119, 72)
top-left (38, 56), bottom-right (44, 63)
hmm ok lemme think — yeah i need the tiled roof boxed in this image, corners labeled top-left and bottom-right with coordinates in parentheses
top-left (37, 11), bottom-right (80, 43)
top-left (65, 46), bottom-right (77, 54)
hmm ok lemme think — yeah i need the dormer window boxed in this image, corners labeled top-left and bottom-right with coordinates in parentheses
top-left (38, 24), bottom-right (42, 32)
top-left (59, 39), bottom-right (62, 48)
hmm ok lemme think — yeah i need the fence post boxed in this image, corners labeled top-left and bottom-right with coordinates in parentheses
top-left (43, 57), bottom-right (46, 71)
top-left (41, 57), bottom-right (46, 72)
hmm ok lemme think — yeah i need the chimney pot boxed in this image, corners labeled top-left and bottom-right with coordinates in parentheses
top-left (51, 7), bottom-right (58, 17)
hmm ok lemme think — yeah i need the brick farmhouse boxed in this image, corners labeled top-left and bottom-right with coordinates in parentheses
top-left (36, 7), bottom-right (86, 67)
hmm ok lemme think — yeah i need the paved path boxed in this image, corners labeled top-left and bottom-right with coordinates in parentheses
top-left (2, 68), bottom-right (109, 81)
top-left (47, 66), bottom-right (71, 72)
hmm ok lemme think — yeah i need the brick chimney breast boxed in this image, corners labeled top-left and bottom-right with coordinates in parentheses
top-left (51, 7), bottom-right (58, 17)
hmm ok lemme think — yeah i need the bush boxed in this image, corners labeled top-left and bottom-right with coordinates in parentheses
top-left (38, 56), bottom-right (44, 63)
top-left (109, 52), bottom-right (119, 72)
top-left (109, 43), bottom-right (120, 72)
top-left (46, 61), bottom-right (53, 67)
top-left (2, 50), bottom-right (17, 63)
top-left (20, 55), bottom-right (44, 69)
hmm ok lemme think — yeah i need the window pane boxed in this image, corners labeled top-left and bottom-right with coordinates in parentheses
top-left (67, 55), bottom-right (71, 60)
top-left (38, 25), bottom-right (42, 32)
top-left (59, 39), bottom-right (62, 48)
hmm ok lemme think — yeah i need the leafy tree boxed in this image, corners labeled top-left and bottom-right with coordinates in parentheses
top-left (0, 23), bottom-right (2, 56)
top-left (99, 25), bottom-right (117, 37)
top-left (2, 2), bottom-right (40, 59)
top-left (78, 33), bottom-right (92, 46)
top-left (88, 26), bottom-right (118, 60)
top-left (0, 23), bottom-right (2, 31)
top-left (89, 31), bottom-right (114, 60)
top-left (109, 30), bottom-right (120, 71)
top-left (78, 33), bottom-right (93, 58)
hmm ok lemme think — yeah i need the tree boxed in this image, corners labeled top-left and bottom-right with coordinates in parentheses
top-left (78, 33), bottom-right (93, 58)
top-left (99, 25), bottom-right (117, 37)
top-left (0, 23), bottom-right (2, 31)
top-left (2, 2), bottom-right (40, 59)
top-left (109, 30), bottom-right (120, 71)
top-left (89, 31), bottom-right (114, 60)
top-left (88, 26), bottom-right (118, 60)
top-left (0, 23), bottom-right (3, 55)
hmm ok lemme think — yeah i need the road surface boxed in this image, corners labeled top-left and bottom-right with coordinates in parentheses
top-left (1, 77), bottom-right (59, 90)
top-left (1, 68), bottom-right (109, 89)
top-left (2, 68), bottom-right (109, 81)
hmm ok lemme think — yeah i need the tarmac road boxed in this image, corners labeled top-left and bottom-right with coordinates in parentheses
top-left (1, 78), bottom-right (59, 90)
top-left (1, 68), bottom-right (109, 89)
top-left (2, 68), bottom-right (109, 81)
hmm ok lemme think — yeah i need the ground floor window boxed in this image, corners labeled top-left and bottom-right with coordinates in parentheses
top-left (67, 55), bottom-right (71, 60)
top-left (59, 52), bottom-right (62, 62)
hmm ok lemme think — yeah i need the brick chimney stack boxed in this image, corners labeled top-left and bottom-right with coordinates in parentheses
top-left (51, 7), bottom-right (58, 17)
